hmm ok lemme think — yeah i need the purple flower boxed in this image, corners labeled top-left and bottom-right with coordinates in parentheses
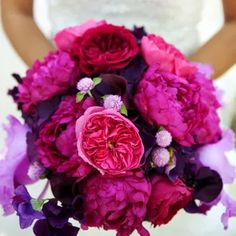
top-left (13, 185), bottom-right (44, 229)
top-left (198, 129), bottom-right (236, 184)
top-left (0, 116), bottom-right (34, 215)
top-left (220, 191), bottom-right (236, 229)
top-left (33, 200), bottom-right (79, 236)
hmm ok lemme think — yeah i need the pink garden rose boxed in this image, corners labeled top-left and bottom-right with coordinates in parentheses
top-left (134, 65), bottom-right (221, 146)
top-left (54, 19), bottom-right (107, 51)
top-left (76, 106), bottom-right (144, 175)
top-left (17, 51), bottom-right (80, 113)
top-left (81, 171), bottom-right (151, 236)
top-left (37, 96), bottom-right (95, 178)
top-left (141, 35), bottom-right (196, 77)
top-left (147, 175), bottom-right (193, 226)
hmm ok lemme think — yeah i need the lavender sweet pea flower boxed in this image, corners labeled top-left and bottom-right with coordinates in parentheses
top-left (198, 129), bottom-right (236, 184)
top-left (0, 116), bottom-right (33, 214)
top-left (13, 185), bottom-right (45, 229)
top-left (221, 191), bottom-right (236, 229)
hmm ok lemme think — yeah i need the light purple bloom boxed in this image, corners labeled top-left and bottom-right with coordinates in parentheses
top-left (13, 185), bottom-right (45, 229)
top-left (198, 129), bottom-right (236, 184)
top-left (155, 130), bottom-right (172, 147)
top-left (27, 161), bottom-right (45, 181)
top-left (77, 77), bottom-right (94, 94)
top-left (0, 116), bottom-right (32, 215)
top-left (103, 95), bottom-right (123, 111)
top-left (192, 62), bottom-right (213, 79)
top-left (220, 191), bottom-right (236, 229)
top-left (152, 147), bottom-right (170, 167)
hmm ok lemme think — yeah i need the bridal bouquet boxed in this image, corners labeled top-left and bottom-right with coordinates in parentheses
top-left (1, 20), bottom-right (236, 236)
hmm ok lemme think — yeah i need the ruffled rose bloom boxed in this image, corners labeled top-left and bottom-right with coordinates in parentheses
top-left (37, 96), bottom-right (95, 178)
top-left (72, 24), bottom-right (139, 75)
top-left (81, 171), bottom-right (151, 236)
top-left (141, 35), bottom-right (196, 77)
top-left (147, 175), bottom-right (193, 226)
top-left (54, 19), bottom-right (107, 51)
top-left (0, 116), bottom-right (34, 215)
top-left (76, 106), bottom-right (144, 175)
top-left (134, 65), bottom-right (221, 146)
top-left (17, 51), bottom-right (80, 113)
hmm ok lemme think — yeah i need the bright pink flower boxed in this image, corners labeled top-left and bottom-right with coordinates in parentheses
top-left (147, 175), bottom-right (193, 226)
top-left (17, 51), bottom-right (80, 113)
top-left (81, 171), bottom-right (151, 236)
top-left (134, 65), bottom-right (221, 146)
top-left (76, 106), bottom-right (144, 175)
top-left (54, 19), bottom-right (107, 51)
top-left (141, 35), bottom-right (196, 76)
top-left (37, 96), bottom-right (95, 178)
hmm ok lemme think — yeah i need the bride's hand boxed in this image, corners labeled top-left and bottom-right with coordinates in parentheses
top-left (190, 0), bottom-right (236, 79)
top-left (1, 0), bottom-right (54, 67)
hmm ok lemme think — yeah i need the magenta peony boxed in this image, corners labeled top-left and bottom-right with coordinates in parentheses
top-left (76, 106), bottom-right (144, 175)
top-left (37, 96), bottom-right (95, 178)
top-left (147, 175), bottom-right (193, 226)
top-left (54, 19), bottom-right (107, 51)
top-left (141, 35), bottom-right (196, 77)
top-left (17, 51), bottom-right (80, 113)
top-left (81, 171), bottom-right (151, 236)
top-left (134, 65), bottom-right (221, 146)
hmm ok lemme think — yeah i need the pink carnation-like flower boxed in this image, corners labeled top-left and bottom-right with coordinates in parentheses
top-left (17, 51), bottom-right (80, 113)
top-left (37, 96), bottom-right (95, 178)
top-left (141, 35), bottom-right (196, 77)
top-left (134, 65), bottom-right (221, 146)
top-left (81, 171), bottom-right (151, 236)
top-left (76, 106), bottom-right (144, 175)
top-left (147, 175), bottom-right (193, 226)
top-left (54, 19), bottom-right (107, 51)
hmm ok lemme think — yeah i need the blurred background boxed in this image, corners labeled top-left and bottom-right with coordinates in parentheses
top-left (0, 0), bottom-right (236, 235)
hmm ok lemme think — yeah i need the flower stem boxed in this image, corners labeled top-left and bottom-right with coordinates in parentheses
top-left (37, 180), bottom-right (50, 200)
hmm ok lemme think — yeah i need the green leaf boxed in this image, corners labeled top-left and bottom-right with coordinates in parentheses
top-left (76, 92), bottom-right (85, 103)
top-left (120, 104), bottom-right (128, 116)
top-left (31, 199), bottom-right (46, 211)
top-left (93, 77), bottom-right (102, 87)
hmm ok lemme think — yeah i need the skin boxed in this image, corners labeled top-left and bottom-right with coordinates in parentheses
top-left (1, 0), bottom-right (236, 78)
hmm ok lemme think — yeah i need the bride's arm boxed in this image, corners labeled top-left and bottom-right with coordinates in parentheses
top-left (1, 0), bottom-right (54, 67)
top-left (190, 0), bottom-right (236, 79)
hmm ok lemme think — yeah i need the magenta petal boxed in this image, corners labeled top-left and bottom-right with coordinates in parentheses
top-left (198, 129), bottom-right (236, 184)
top-left (0, 116), bottom-right (29, 215)
top-left (220, 191), bottom-right (236, 229)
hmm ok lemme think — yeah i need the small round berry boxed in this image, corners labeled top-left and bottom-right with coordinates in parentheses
top-left (152, 148), bottom-right (170, 167)
top-left (77, 77), bottom-right (94, 94)
top-left (155, 130), bottom-right (172, 147)
top-left (104, 95), bottom-right (123, 111)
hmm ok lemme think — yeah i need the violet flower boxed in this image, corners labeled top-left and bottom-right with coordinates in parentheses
top-left (33, 200), bottom-right (79, 236)
top-left (13, 185), bottom-right (45, 229)
top-left (0, 116), bottom-right (33, 214)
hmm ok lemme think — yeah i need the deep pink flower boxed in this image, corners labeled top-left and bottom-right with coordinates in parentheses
top-left (134, 65), bottom-right (221, 146)
top-left (37, 96), bottom-right (95, 178)
top-left (54, 19), bottom-right (107, 51)
top-left (0, 116), bottom-right (34, 215)
top-left (147, 175), bottom-right (193, 226)
top-left (17, 51), bottom-right (80, 113)
top-left (141, 35), bottom-right (196, 77)
top-left (76, 106), bottom-right (144, 175)
top-left (81, 171), bottom-right (151, 236)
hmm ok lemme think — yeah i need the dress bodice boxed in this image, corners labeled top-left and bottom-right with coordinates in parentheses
top-left (46, 0), bottom-right (204, 56)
